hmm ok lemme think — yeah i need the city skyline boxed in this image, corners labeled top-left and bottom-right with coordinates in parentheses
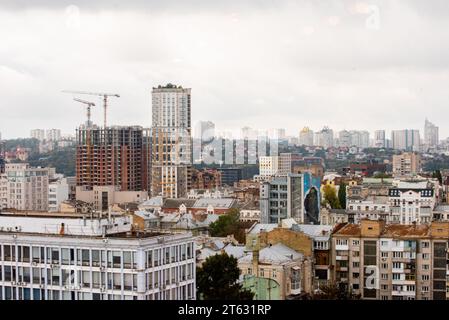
top-left (1, 1), bottom-right (449, 138)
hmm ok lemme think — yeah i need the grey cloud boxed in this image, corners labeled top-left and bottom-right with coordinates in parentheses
top-left (0, 0), bottom-right (448, 139)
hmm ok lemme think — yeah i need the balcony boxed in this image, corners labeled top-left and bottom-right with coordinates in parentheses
top-left (392, 290), bottom-right (415, 297)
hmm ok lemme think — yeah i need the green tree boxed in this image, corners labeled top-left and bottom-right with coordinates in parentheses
top-left (196, 253), bottom-right (254, 300)
top-left (338, 182), bottom-right (347, 209)
top-left (313, 282), bottom-right (360, 300)
top-left (209, 208), bottom-right (240, 236)
top-left (322, 184), bottom-right (341, 209)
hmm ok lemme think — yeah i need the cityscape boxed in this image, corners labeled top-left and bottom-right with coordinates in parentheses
top-left (1, 0), bottom-right (449, 307)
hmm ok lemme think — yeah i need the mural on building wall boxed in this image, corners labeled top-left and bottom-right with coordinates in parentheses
top-left (303, 172), bottom-right (321, 224)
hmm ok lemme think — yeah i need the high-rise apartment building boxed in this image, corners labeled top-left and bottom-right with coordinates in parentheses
top-left (391, 130), bottom-right (420, 151)
top-left (30, 129), bottom-right (46, 141)
top-left (0, 163), bottom-right (49, 211)
top-left (350, 131), bottom-right (370, 149)
top-left (392, 152), bottom-right (422, 177)
top-left (278, 153), bottom-right (302, 176)
top-left (424, 119), bottom-right (439, 149)
top-left (75, 126), bottom-right (151, 192)
top-left (374, 130), bottom-right (386, 148)
top-left (338, 130), bottom-right (352, 147)
top-left (46, 129), bottom-right (62, 142)
top-left (299, 127), bottom-right (314, 146)
top-left (151, 84), bottom-right (192, 198)
top-left (314, 127), bottom-right (334, 149)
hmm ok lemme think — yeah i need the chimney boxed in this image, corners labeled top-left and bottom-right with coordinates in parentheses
top-left (59, 223), bottom-right (65, 235)
top-left (252, 248), bottom-right (259, 276)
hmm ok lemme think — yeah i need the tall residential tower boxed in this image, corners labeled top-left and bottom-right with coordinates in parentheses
top-left (151, 84), bottom-right (192, 198)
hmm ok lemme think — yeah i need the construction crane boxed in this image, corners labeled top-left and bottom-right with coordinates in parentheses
top-left (71, 97), bottom-right (97, 189)
top-left (63, 90), bottom-right (120, 128)
top-left (73, 98), bottom-right (95, 128)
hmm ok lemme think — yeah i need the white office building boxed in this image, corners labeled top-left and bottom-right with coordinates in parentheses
top-left (0, 212), bottom-right (196, 300)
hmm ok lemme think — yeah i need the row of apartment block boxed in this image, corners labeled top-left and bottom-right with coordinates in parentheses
top-left (331, 220), bottom-right (449, 300)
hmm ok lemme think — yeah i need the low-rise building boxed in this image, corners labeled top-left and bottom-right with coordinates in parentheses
top-left (76, 186), bottom-right (149, 213)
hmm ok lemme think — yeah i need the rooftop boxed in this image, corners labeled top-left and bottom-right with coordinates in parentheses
top-left (239, 243), bottom-right (303, 265)
top-left (332, 222), bottom-right (443, 238)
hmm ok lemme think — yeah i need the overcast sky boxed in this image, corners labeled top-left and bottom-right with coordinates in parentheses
top-left (0, 0), bottom-right (448, 140)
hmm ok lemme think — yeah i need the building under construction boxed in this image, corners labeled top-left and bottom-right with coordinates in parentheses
top-left (76, 125), bottom-right (151, 192)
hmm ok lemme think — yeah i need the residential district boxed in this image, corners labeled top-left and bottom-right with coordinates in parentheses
top-left (1, 84), bottom-right (449, 300)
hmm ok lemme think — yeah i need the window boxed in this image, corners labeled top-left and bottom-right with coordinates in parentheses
top-left (421, 241), bottom-right (430, 248)
top-left (82, 249), bottom-right (90, 266)
top-left (392, 273), bottom-right (401, 280)
top-left (381, 263), bottom-right (388, 269)
top-left (406, 285), bottom-right (415, 292)
top-left (353, 262), bottom-right (360, 268)
top-left (381, 273), bottom-right (388, 280)
top-left (381, 284), bottom-right (388, 290)
top-left (112, 251), bottom-right (121, 268)
top-left (146, 251), bottom-right (153, 268)
top-left (352, 251), bottom-right (360, 257)
top-left (422, 275), bottom-right (430, 281)
top-left (32, 247), bottom-right (40, 263)
top-left (61, 249), bottom-right (70, 265)
top-left (422, 264), bottom-right (429, 270)
top-left (82, 271), bottom-right (90, 288)
top-left (92, 272), bottom-right (100, 288)
top-left (113, 273), bottom-right (121, 290)
top-left (92, 250), bottom-right (100, 267)
top-left (422, 253), bottom-right (429, 260)
top-left (352, 240), bottom-right (360, 246)
top-left (123, 251), bottom-right (132, 269)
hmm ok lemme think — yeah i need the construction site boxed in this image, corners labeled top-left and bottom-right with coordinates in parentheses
top-left (65, 90), bottom-right (152, 192)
